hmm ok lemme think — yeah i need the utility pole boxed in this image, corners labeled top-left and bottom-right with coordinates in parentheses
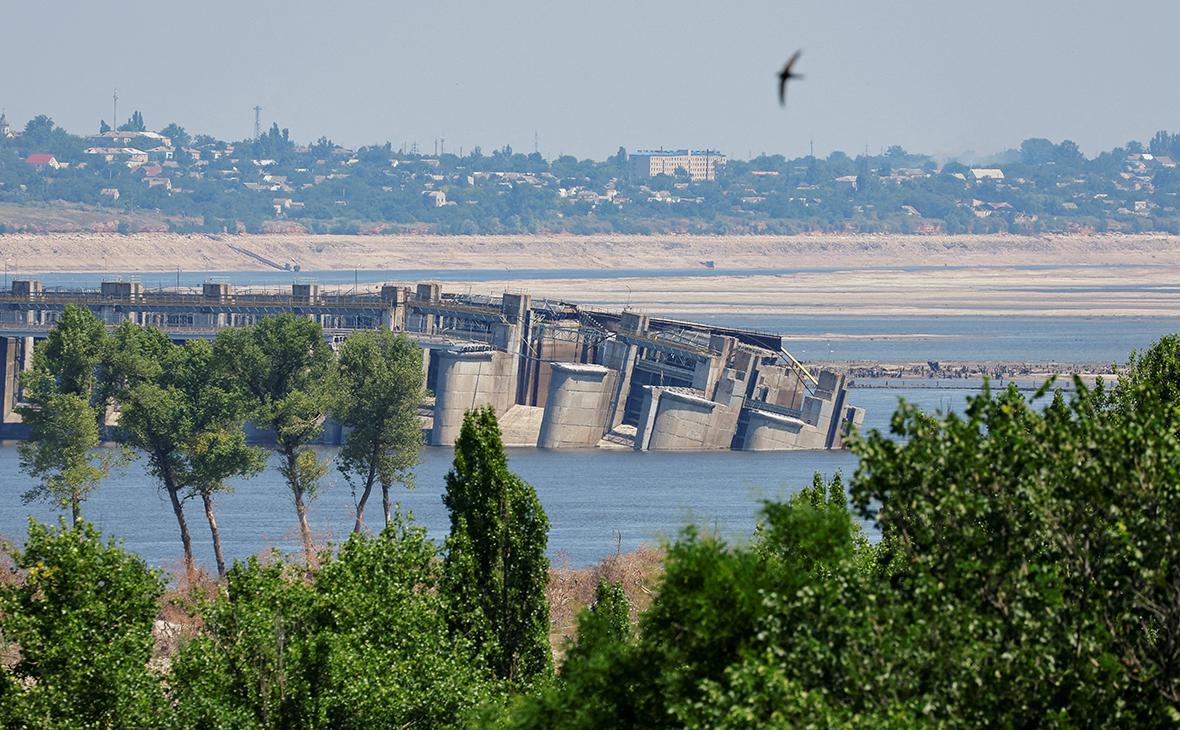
top-left (253, 105), bottom-right (262, 140)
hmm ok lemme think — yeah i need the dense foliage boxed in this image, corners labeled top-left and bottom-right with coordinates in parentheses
top-left (3, 333), bottom-right (1180, 726)
top-left (169, 517), bottom-right (492, 729)
top-left (15, 306), bottom-right (120, 524)
top-left (501, 360), bottom-right (1180, 726)
top-left (3, 112), bottom-right (1180, 235)
top-left (214, 313), bottom-right (334, 564)
top-left (442, 406), bottom-right (553, 685)
top-left (333, 329), bottom-right (425, 533)
top-left (0, 520), bottom-right (167, 727)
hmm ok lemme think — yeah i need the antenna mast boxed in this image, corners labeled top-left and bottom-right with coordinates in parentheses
top-left (112, 89), bottom-right (118, 130)
top-left (253, 105), bottom-right (263, 140)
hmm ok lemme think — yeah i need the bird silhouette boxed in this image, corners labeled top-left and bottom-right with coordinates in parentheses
top-left (778, 50), bottom-right (803, 106)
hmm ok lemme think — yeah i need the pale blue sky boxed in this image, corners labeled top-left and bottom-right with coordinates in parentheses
top-left (3, 1), bottom-right (1178, 160)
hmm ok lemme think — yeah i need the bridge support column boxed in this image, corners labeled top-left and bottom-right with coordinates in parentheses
top-left (537, 363), bottom-right (616, 448)
top-left (0, 338), bottom-right (18, 423)
top-left (430, 349), bottom-right (516, 446)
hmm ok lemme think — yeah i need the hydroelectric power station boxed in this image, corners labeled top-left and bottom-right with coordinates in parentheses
top-left (0, 279), bottom-right (863, 450)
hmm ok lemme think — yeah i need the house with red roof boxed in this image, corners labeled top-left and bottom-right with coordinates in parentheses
top-left (24, 153), bottom-right (61, 170)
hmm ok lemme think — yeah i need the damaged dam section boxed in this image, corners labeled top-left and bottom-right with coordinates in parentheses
top-left (0, 279), bottom-right (863, 451)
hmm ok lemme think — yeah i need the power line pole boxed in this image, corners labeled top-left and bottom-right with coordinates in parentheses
top-left (253, 105), bottom-right (262, 140)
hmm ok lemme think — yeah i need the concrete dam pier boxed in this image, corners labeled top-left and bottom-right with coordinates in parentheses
top-left (0, 279), bottom-right (863, 451)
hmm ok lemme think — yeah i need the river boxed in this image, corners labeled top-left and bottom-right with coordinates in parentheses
top-left (1, 267), bottom-right (1173, 570)
top-left (0, 388), bottom-right (972, 570)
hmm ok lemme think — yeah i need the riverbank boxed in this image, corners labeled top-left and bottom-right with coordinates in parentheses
top-left (3, 233), bottom-right (1176, 320)
top-left (1, 232), bottom-right (1179, 274)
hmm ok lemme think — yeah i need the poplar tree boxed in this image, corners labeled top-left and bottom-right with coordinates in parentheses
top-left (333, 329), bottom-right (425, 533)
top-left (16, 305), bottom-right (116, 524)
top-left (440, 406), bottom-right (552, 684)
top-left (214, 313), bottom-right (333, 565)
top-left (118, 336), bottom-right (265, 578)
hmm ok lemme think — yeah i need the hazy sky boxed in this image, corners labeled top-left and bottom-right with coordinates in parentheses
top-left (3, 1), bottom-right (1178, 160)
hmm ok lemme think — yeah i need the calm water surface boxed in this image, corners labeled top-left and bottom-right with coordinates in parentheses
top-left (0, 388), bottom-right (968, 571)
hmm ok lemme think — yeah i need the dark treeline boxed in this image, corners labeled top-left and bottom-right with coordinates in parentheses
top-left (3, 112), bottom-right (1180, 235)
top-left (3, 311), bottom-right (1180, 725)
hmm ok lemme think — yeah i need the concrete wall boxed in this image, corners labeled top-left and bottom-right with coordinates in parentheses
top-left (430, 348), bottom-right (517, 446)
top-left (0, 338), bottom-right (16, 423)
top-left (537, 363), bottom-right (616, 448)
top-left (741, 409), bottom-right (826, 450)
top-left (634, 387), bottom-right (741, 451)
top-left (738, 369), bottom-right (853, 451)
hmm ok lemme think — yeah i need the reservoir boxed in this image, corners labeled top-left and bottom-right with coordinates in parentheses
top-left (0, 386), bottom-right (975, 570)
top-left (0, 266), bottom-right (1174, 570)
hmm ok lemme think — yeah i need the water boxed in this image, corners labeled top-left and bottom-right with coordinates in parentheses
top-left (0, 264), bottom-right (1159, 568)
top-left (689, 313), bottom-right (1180, 364)
top-left (0, 387), bottom-right (972, 572)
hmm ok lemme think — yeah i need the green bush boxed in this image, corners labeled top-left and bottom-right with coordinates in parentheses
top-left (0, 520), bottom-right (168, 728)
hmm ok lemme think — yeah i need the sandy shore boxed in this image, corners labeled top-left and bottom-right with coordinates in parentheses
top-left (2, 232), bottom-right (1179, 273)
top-left (2, 232), bottom-right (1178, 318)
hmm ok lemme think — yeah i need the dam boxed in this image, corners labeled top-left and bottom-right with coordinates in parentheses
top-left (0, 278), bottom-right (863, 451)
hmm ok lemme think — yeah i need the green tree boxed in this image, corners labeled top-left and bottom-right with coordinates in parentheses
top-left (214, 313), bottom-right (333, 565)
top-left (1106, 333), bottom-right (1180, 430)
top-left (560, 579), bottom-right (631, 672)
top-left (16, 377), bottom-right (114, 525)
top-left (441, 406), bottom-right (552, 684)
top-left (118, 110), bottom-right (146, 132)
top-left (170, 516), bottom-right (490, 728)
top-left (507, 367), bottom-right (1180, 727)
top-left (33, 304), bottom-right (107, 401)
top-left (333, 330), bottom-right (425, 532)
top-left (0, 520), bottom-right (168, 727)
top-left (15, 305), bottom-right (116, 523)
top-left (160, 121), bottom-right (191, 150)
top-left (119, 335), bottom-right (266, 578)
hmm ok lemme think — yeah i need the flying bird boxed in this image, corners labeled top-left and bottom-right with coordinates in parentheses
top-left (777, 50), bottom-right (803, 107)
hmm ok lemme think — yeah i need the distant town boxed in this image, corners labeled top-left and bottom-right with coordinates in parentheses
top-left (2, 110), bottom-right (1179, 236)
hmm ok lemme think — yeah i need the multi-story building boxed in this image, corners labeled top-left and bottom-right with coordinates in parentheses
top-left (630, 149), bottom-right (726, 181)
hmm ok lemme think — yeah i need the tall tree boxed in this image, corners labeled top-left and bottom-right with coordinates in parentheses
top-left (333, 330), bottom-right (424, 532)
top-left (118, 110), bottom-right (146, 133)
top-left (117, 335), bottom-right (266, 578)
top-left (16, 377), bottom-right (113, 525)
top-left (159, 122), bottom-right (190, 150)
top-left (15, 305), bottom-right (115, 523)
top-left (214, 313), bottom-right (333, 565)
top-left (34, 304), bottom-right (106, 401)
top-left (440, 406), bottom-right (552, 684)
